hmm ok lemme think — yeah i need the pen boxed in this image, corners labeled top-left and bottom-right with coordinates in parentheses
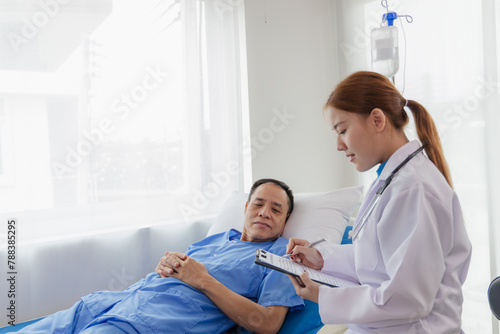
top-left (282, 238), bottom-right (326, 258)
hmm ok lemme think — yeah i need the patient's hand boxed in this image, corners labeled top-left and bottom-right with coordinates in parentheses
top-left (156, 251), bottom-right (187, 277)
top-left (155, 252), bottom-right (213, 290)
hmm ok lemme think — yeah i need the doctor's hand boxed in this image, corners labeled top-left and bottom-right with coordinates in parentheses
top-left (286, 238), bottom-right (324, 270)
top-left (287, 272), bottom-right (320, 303)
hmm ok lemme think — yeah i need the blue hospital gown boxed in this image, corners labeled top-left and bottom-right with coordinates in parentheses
top-left (18, 229), bottom-right (304, 334)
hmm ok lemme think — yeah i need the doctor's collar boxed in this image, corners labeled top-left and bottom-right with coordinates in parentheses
top-left (376, 160), bottom-right (388, 177)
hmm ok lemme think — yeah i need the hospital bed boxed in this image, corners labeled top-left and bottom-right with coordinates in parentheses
top-left (0, 186), bottom-right (362, 334)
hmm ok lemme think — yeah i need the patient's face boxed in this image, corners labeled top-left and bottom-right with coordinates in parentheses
top-left (241, 182), bottom-right (289, 243)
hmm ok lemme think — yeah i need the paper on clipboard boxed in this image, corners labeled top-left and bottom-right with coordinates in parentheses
top-left (255, 249), bottom-right (359, 288)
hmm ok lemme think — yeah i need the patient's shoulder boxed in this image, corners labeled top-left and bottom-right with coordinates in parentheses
top-left (267, 236), bottom-right (289, 254)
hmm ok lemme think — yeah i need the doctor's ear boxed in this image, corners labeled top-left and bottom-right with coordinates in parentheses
top-left (369, 108), bottom-right (388, 132)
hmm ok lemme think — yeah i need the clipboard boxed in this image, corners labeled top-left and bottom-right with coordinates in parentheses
top-left (255, 249), bottom-right (359, 288)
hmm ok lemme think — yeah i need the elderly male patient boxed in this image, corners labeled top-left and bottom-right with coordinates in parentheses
top-left (17, 178), bottom-right (303, 334)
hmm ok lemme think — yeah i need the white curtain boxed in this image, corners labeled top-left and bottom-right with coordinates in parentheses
top-left (0, 0), bottom-right (248, 241)
top-left (334, 0), bottom-right (500, 332)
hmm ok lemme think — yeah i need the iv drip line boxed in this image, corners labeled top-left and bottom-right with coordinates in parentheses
top-left (399, 16), bottom-right (407, 94)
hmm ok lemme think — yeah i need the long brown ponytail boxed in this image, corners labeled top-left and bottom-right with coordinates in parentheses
top-left (405, 99), bottom-right (453, 187)
top-left (325, 71), bottom-right (453, 188)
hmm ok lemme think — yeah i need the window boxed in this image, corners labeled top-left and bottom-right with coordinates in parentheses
top-left (0, 0), bottom-right (248, 241)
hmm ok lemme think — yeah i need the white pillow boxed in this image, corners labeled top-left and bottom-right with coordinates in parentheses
top-left (207, 186), bottom-right (363, 245)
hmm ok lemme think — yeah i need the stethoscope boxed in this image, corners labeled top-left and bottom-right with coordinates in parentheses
top-left (350, 145), bottom-right (425, 241)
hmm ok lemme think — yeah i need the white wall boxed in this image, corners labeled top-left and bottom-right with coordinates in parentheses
top-left (243, 0), bottom-right (358, 192)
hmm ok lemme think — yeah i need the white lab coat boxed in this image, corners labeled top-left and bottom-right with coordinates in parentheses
top-left (317, 140), bottom-right (472, 333)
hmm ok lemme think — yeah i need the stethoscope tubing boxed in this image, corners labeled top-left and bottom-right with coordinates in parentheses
top-left (350, 145), bottom-right (425, 241)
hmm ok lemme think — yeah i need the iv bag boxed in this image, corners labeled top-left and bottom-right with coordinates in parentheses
top-left (370, 25), bottom-right (399, 78)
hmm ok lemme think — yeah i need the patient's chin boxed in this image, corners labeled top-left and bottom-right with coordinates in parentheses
top-left (243, 227), bottom-right (280, 243)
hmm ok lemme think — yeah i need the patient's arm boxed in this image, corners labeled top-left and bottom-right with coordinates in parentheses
top-left (155, 252), bottom-right (288, 334)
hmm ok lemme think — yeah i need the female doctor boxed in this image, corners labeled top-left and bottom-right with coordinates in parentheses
top-left (286, 71), bottom-right (472, 333)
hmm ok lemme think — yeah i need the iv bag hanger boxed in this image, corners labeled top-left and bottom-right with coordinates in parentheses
top-left (383, 12), bottom-right (413, 26)
top-left (380, 0), bottom-right (413, 26)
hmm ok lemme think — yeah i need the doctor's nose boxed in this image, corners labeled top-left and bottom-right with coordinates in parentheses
top-left (337, 137), bottom-right (346, 151)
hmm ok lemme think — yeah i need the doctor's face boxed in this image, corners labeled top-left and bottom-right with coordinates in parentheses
top-left (241, 182), bottom-right (290, 243)
top-left (326, 106), bottom-right (380, 172)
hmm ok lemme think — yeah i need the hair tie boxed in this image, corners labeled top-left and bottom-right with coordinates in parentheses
top-left (404, 99), bottom-right (409, 107)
